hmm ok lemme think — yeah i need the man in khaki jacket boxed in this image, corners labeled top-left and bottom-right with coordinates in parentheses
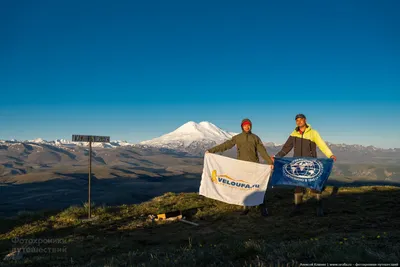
top-left (207, 118), bottom-right (274, 216)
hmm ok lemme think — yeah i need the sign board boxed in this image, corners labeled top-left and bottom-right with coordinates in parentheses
top-left (71, 134), bottom-right (111, 220)
top-left (72, 135), bottom-right (110, 143)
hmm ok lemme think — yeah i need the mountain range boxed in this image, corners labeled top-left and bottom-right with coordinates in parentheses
top-left (1, 121), bottom-right (399, 216)
top-left (2, 121), bottom-right (398, 153)
top-left (1, 120), bottom-right (400, 178)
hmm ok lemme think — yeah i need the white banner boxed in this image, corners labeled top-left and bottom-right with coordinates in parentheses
top-left (199, 153), bottom-right (272, 206)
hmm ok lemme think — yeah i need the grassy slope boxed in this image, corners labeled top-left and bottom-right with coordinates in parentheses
top-left (1, 186), bottom-right (399, 266)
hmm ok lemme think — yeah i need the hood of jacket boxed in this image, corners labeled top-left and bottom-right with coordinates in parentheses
top-left (241, 118), bottom-right (252, 133)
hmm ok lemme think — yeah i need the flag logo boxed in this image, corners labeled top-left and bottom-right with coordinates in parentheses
top-left (210, 170), bottom-right (260, 189)
top-left (211, 170), bottom-right (218, 183)
top-left (283, 158), bottom-right (324, 181)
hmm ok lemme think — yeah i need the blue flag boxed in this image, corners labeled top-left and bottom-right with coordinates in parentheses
top-left (270, 157), bottom-right (334, 191)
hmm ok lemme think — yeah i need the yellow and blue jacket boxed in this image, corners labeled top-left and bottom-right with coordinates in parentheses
top-left (276, 124), bottom-right (333, 158)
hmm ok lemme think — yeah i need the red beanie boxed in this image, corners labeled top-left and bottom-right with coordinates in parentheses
top-left (242, 121), bottom-right (251, 127)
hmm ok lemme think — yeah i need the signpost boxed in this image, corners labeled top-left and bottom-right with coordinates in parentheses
top-left (72, 135), bottom-right (110, 220)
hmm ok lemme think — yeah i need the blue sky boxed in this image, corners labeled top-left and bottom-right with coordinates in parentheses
top-left (1, 0), bottom-right (399, 148)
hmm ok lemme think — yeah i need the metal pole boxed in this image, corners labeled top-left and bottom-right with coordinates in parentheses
top-left (88, 141), bottom-right (92, 219)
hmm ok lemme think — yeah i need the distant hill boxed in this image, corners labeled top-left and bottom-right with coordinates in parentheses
top-left (1, 138), bottom-right (399, 182)
top-left (2, 120), bottom-right (399, 181)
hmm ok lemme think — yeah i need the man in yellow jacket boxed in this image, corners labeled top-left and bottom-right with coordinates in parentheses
top-left (274, 114), bottom-right (337, 217)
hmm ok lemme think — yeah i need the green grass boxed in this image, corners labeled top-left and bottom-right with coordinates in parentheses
top-left (1, 186), bottom-right (400, 266)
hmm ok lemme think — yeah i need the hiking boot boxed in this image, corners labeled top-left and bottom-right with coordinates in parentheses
top-left (289, 204), bottom-right (302, 217)
top-left (241, 207), bottom-right (250, 215)
top-left (260, 206), bottom-right (269, 217)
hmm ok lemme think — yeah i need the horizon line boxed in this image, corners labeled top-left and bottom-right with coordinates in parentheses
top-left (0, 138), bottom-right (399, 150)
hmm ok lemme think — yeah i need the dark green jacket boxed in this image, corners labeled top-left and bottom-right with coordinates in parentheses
top-left (208, 119), bottom-right (273, 165)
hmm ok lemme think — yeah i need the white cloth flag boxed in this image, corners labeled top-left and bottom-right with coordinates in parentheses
top-left (199, 153), bottom-right (272, 206)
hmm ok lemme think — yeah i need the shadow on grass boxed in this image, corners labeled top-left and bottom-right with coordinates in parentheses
top-left (54, 172), bottom-right (99, 182)
top-left (0, 209), bottom-right (61, 235)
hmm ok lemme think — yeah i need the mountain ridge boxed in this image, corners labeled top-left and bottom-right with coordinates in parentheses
top-left (1, 121), bottom-right (399, 151)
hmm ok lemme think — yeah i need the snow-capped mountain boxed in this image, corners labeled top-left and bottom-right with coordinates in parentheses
top-left (140, 121), bottom-right (237, 146)
top-left (138, 121), bottom-right (239, 154)
top-left (137, 121), bottom-right (400, 155)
